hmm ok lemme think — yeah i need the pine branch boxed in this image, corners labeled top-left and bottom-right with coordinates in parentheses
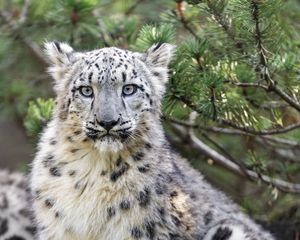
top-left (0, 8), bottom-right (47, 66)
top-left (171, 123), bottom-right (300, 194)
top-left (268, 84), bottom-right (300, 112)
top-left (195, 55), bottom-right (204, 71)
top-left (166, 116), bottom-right (300, 153)
top-left (250, 1), bottom-right (300, 112)
top-left (175, 1), bottom-right (200, 40)
top-left (206, 0), bottom-right (246, 55)
top-left (221, 119), bottom-right (300, 135)
top-left (172, 95), bottom-right (199, 112)
top-left (190, 46), bottom-right (218, 120)
top-left (227, 80), bottom-right (300, 112)
top-left (93, 11), bottom-right (110, 47)
top-left (210, 87), bottom-right (217, 120)
top-left (255, 138), bottom-right (300, 164)
top-left (227, 81), bottom-right (268, 91)
top-left (262, 136), bottom-right (300, 148)
top-left (166, 115), bottom-right (300, 136)
top-left (165, 116), bottom-right (245, 135)
top-left (192, 49), bottom-right (218, 120)
top-left (125, 0), bottom-right (144, 15)
top-left (166, 116), bottom-right (300, 167)
top-left (19, 0), bottom-right (31, 24)
top-left (200, 131), bottom-right (250, 176)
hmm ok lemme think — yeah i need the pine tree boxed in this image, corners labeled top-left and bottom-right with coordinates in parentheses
top-left (1, 0), bottom-right (300, 236)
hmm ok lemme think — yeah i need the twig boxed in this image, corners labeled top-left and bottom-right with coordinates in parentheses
top-left (221, 119), bottom-right (300, 135)
top-left (164, 116), bottom-right (242, 135)
top-left (165, 115), bottom-right (300, 136)
top-left (261, 101), bottom-right (289, 109)
top-left (171, 123), bottom-right (300, 194)
top-left (255, 138), bottom-right (300, 163)
top-left (125, 0), bottom-right (144, 15)
top-left (166, 114), bottom-right (300, 163)
top-left (176, 1), bottom-right (200, 40)
top-left (262, 135), bottom-right (300, 148)
top-left (93, 10), bottom-right (110, 47)
top-left (195, 56), bottom-right (204, 71)
top-left (210, 87), bottom-right (218, 120)
top-left (199, 131), bottom-right (250, 176)
top-left (227, 81), bottom-right (269, 91)
top-left (172, 95), bottom-right (199, 113)
top-left (268, 85), bottom-right (300, 112)
top-left (227, 80), bottom-right (300, 113)
top-left (0, 8), bottom-right (47, 66)
top-left (19, 0), bottom-right (31, 24)
top-left (23, 38), bottom-right (47, 65)
top-left (165, 116), bottom-right (300, 151)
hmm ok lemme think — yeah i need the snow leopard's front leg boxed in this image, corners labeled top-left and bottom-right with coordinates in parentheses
top-left (203, 223), bottom-right (274, 240)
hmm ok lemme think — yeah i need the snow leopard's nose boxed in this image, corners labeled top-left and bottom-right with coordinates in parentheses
top-left (97, 118), bottom-right (120, 131)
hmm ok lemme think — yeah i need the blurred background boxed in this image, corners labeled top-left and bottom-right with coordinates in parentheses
top-left (1, 0), bottom-right (300, 238)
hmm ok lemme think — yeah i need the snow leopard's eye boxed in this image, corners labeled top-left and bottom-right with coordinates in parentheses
top-left (79, 86), bottom-right (94, 98)
top-left (122, 84), bottom-right (138, 96)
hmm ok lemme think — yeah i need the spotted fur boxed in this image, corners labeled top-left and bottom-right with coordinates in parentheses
top-left (0, 170), bottom-right (36, 240)
top-left (29, 42), bottom-right (275, 239)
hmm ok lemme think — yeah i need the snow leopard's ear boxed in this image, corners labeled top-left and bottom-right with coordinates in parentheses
top-left (144, 43), bottom-right (175, 68)
top-left (135, 43), bottom-right (175, 99)
top-left (44, 41), bottom-right (76, 82)
top-left (139, 43), bottom-right (175, 83)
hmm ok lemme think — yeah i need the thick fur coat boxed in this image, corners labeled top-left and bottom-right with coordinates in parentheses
top-left (28, 42), bottom-right (275, 240)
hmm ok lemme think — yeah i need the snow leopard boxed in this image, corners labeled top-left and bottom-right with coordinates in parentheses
top-left (29, 41), bottom-right (275, 240)
top-left (0, 169), bottom-right (36, 240)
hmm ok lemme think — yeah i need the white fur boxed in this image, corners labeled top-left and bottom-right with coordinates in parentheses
top-left (0, 170), bottom-right (35, 239)
top-left (30, 42), bottom-right (275, 240)
top-left (203, 224), bottom-right (252, 240)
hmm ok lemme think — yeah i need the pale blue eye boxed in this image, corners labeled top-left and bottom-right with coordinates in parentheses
top-left (122, 84), bottom-right (138, 96)
top-left (79, 86), bottom-right (93, 97)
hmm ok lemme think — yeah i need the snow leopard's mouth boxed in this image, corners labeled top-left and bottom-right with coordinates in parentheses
top-left (85, 127), bottom-right (131, 142)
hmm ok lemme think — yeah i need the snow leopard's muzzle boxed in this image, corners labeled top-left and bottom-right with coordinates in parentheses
top-left (83, 87), bottom-right (138, 143)
top-left (84, 116), bottom-right (134, 142)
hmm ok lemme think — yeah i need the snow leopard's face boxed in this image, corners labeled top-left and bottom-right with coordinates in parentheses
top-left (45, 42), bottom-right (174, 152)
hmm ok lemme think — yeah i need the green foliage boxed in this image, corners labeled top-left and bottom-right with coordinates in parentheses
top-left (1, 0), bottom-right (300, 230)
top-left (133, 24), bottom-right (175, 51)
top-left (102, 16), bottom-right (139, 48)
top-left (0, 78), bottom-right (33, 119)
top-left (24, 98), bottom-right (55, 140)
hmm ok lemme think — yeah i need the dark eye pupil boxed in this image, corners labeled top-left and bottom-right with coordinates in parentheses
top-left (80, 87), bottom-right (93, 97)
top-left (123, 84), bottom-right (137, 96)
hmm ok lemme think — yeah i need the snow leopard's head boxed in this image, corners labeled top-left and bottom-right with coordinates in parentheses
top-left (45, 42), bottom-right (174, 152)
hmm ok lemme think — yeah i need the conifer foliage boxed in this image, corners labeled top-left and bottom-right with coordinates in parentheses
top-left (1, 0), bottom-right (300, 235)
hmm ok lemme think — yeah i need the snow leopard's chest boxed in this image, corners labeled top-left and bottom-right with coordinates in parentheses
top-left (52, 176), bottom-right (140, 239)
top-left (33, 153), bottom-right (162, 239)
